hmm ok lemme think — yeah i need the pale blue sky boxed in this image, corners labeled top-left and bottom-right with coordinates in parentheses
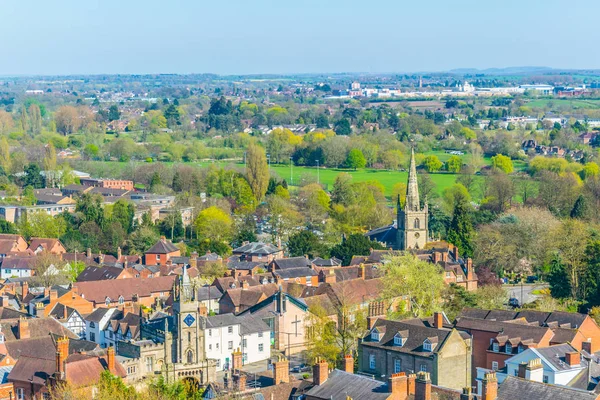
top-left (0, 0), bottom-right (597, 75)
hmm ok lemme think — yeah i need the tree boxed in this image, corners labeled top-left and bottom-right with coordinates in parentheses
top-left (0, 136), bottom-right (11, 173)
top-left (29, 252), bottom-right (69, 288)
top-left (334, 118), bottom-right (352, 135)
top-left (108, 105), bottom-right (120, 122)
top-left (19, 211), bottom-right (67, 239)
top-left (76, 193), bottom-right (104, 226)
top-left (43, 143), bottom-right (58, 187)
top-left (571, 194), bottom-right (588, 219)
top-left (422, 155), bottom-right (443, 173)
top-left (111, 200), bottom-right (135, 233)
top-left (381, 254), bottom-right (445, 317)
top-left (287, 230), bottom-right (326, 258)
top-left (446, 197), bottom-right (474, 258)
top-left (28, 104), bottom-right (42, 134)
top-left (548, 254), bottom-right (571, 299)
top-left (55, 106), bottom-right (80, 135)
top-left (491, 154), bottom-right (514, 174)
top-left (194, 206), bottom-right (233, 242)
top-left (246, 143), bottom-right (269, 201)
top-left (158, 212), bottom-right (184, 240)
top-left (0, 220), bottom-right (16, 234)
top-left (22, 163), bottom-right (45, 188)
top-left (555, 219), bottom-right (588, 298)
top-left (446, 155), bottom-right (462, 173)
top-left (0, 110), bottom-right (13, 134)
top-left (443, 284), bottom-right (477, 321)
top-left (330, 234), bottom-right (384, 265)
top-left (346, 149), bottom-right (366, 170)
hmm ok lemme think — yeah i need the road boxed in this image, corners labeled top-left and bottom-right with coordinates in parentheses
top-left (504, 283), bottom-right (548, 305)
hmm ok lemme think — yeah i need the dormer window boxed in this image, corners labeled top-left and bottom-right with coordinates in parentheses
top-left (517, 345), bottom-right (523, 354)
top-left (423, 339), bottom-right (436, 352)
top-left (394, 333), bottom-right (406, 347)
top-left (505, 344), bottom-right (512, 354)
top-left (105, 297), bottom-right (111, 306)
top-left (118, 296), bottom-right (125, 305)
top-left (492, 342), bottom-right (499, 352)
top-left (371, 330), bottom-right (381, 341)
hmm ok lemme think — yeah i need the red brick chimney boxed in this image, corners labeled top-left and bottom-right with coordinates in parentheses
top-left (482, 372), bottom-right (498, 400)
top-left (452, 245), bottom-right (459, 261)
top-left (313, 358), bottom-right (329, 386)
top-left (107, 346), bottom-right (116, 374)
top-left (433, 251), bottom-right (441, 264)
top-left (117, 246), bottom-right (122, 261)
top-left (407, 373), bottom-right (416, 396)
top-left (433, 312), bottom-right (444, 329)
top-left (415, 372), bottom-right (431, 400)
top-left (50, 290), bottom-right (58, 302)
top-left (273, 358), bottom-right (289, 384)
top-left (18, 317), bottom-right (30, 339)
top-left (241, 280), bottom-right (249, 289)
top-left (22, 281), bottom-right (28, 299)
top-left (343, 354), bottom-right (354, 374)
top-left (466, 258), bottom-right (474, 281)
top-left (231, 348), bottom-right (243, 372)
top-left (566, 352), bottom-right (580, 366)
top-left (582, 341), bottom-right (592, 353)
top-left (323, 269), bottom-right (336, 284)
top-left (190, 252), bottom-right (198, 269)
top-left (388, 372), bottom-right (408, 400)
top-left (56, 336), bottom-right (69, 379)
top-left (358, 264), bottom-right (365, 280)
top-left (233, 372), bottom-right (247, 391)
top-left (367, 316), bottom-right (379, 330)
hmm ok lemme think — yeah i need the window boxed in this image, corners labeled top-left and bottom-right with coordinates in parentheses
top-left (414, 218), bottom-right (420, 229)
top-left (423, 340), bottom-right (433, 352)
top-left (209, 329), bottom-right (212, 337)
top-left (243, 339), bottom-right (247, 348)
top-left (228, 341), bottom-right (233, 350)
top-left (259, 343), bottom-right (264, 352)
top-left (145, 357), bottom-right (154, 373)
top-left (187, 350), bottom-right (193, 364)
top-left (90, 332), bottom-right (95, 342)
top-left (216, 343), bottom-right (219, 349)
top-left (371, 331), bottom-right (380, 341)
top-left (90, 321), bottom-right (95, 329)
top-left (543, 376), bottom-right (549, 384)
top-left (216, 359), bottom-right (220, 368)
top-left (394, 359), bottom-right (401, 373)
top-left (4, 269), bottom-right (10, 275)
top-left (420, 364), bottom-right (427, 372)
top-left (258, 332), bottom-right (263, 338)
top-left (492, 361), bottom-right (498, 371)
top-left (517, 345), bottom-right (523, 354)
top-left (394, 335), bottom-right (405, 347)
top-left (118, 296), bottom-right (124, 305)
top-left (505, 344), bottom-right (512, 354)
top-left (492, 343), bottom-right (499, 352)
top-left (445, 272), bottom-right (452, 278)
top-left (16, 388), bottom-right (24, 400)
top-left (188, 332), bottom-right (191, 343)
top-left (369, 354), bottom-right (376, 370)
top-left (105, 297), bottom-right (111, 306)
top-left (228, 326), bottom-right (233, 334)
top-left (209, 344), bottom-right (212, 351)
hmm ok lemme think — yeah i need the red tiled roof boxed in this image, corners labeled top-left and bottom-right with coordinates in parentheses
top-left (73, 276), bottom-right (176, 304)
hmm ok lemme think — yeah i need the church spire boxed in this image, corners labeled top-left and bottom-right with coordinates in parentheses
top-left (405, 147), bottom-right (420, 212)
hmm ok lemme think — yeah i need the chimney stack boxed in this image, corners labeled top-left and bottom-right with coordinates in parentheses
top-left (566, 352), bottom-right (580, 366)
top-left (525, 358), bottom-right (543, 382)
top-left (388, 372), bottom-right (408, 400)
top-left (22, 281), bottom-right (28, 299)
top-left (56, 336), bottom-right (69, 380)
top-left (407, 374), bottom-right (416, 396)
top-left (518, 362), bottom-right (527, 379)
top-left (358, 264), bottom-right (365, 280)
top-left (460, 387), bottom-right (475, 400)
top-left (415, 372), bottom-right (431, 400)
top-left (582, 341), bottom-right (593, 353)
top-left (273, 358), bottom-right (289, 384)
top-left (313, 358), bottom-right (329, 386)
top-left (367, 316), bottom-right (379, 330)
top-left (231, 348), bottom-right (243, 372)
top-left (452, 245), bottom-right (459, 261)
top-left (0, 296), bottom-right (8, 307)
top-left (18, 316), bottom-right (30, 339)
top-left (107, 345), bottom-right (116, 374)
top-left (190, 252), bottom-right (198, 269)
top-left (343, 354), bottom-right (354, 374)
top-left (87, 248), bottom-right (92, 258)
top-left (117, 246), bottom-right (122, 261)
top-left (233, 372), bottom-right (247, 391)
top-left (50, 290), bottom-right (58, 302)
top-left (482, 372), bottom-right (498, 400)
top-left (433, 312), bottom-right (444, 329)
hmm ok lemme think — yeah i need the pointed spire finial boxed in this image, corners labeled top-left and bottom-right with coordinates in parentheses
top-left (405, 147), bottom-right (420, 212)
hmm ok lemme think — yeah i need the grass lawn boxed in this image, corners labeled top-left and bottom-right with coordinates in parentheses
top-left (526, 99), bottom-right (600, 109)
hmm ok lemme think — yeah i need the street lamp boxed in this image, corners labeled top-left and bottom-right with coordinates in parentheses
top-left (315, 160), bottom-right (320, 185)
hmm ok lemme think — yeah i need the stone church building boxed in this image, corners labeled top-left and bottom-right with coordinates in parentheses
top-left (367, 148), bottom-right (429, 250)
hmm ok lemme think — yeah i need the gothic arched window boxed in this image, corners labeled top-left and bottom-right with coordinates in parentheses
top-left (187, 350), bottom-right (194, 364)
top-left (188, 332), bottom-right (191, 343)
top-left (414, 218), bottom-right (420, 229)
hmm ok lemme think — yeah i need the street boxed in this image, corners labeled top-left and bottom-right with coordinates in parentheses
top-left (504, 283), bottom-right (548, 306)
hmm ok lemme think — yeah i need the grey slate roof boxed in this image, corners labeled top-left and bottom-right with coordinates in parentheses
top-left (311, 257), bottom-right (342, 267)
top-left (497, 376), bottom-right (598, 400)
top-left (273, 267), bottom-right (318, 279)
top-left (304, 369), bottom-right (390, 400)
top-left (197, 286), bottom-right (223, 301)
top-left (272, 257), bottom-right (311, 270)
top-left (239, 315), bottom-right (270, 335)
top-left (77, 265), bottom-right (124, 281)
top-left (534, 344), bottom-right (587, 372)
top-left (145, 239), bottom-right (179, 254)
top-left (227, 260), bottom-right (266, 270)
top-left (232, 242), bottom-right (280, 255)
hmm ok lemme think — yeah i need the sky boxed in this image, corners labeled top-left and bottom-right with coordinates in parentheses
top-left (0, 0), bottom-right (598, 76)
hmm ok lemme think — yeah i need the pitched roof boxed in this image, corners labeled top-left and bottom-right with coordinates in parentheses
top-left (28, 238), bottom-right (64, 252)
top-left (363, 318), bottom-right (454, 356)
top-left (272, 257), bottom-right (311, 270)
top-left (7, 356), bottom-right (55, 385)
top-left (304, 369), bottom-right (390, 400)
top-left (197, 286), bottom-right (223, 301)
top-left (5, 336), bottom-right (99, 362)
top-left (0, 318), bottom-right (78, 341)
top-left (77, 265), bottom-right (128, 281)
top-left (74, 276), bottom-right (176, 303)
top-left (316, 278), bottom-right (384, 307)
top-left (232, 242), bottom-right (280, 255)
top-left (0, 256), bottom-right (36, 270)
top-left (455, 317), bottom-right (551, 343)
top-left (0, 240), bottom-right (20, 254)
top-left (273, 267), bottom-right (318, 280)
top-left (459, 308), bottom-right (590, 329)
top-left (311, 257), bottom-right (342, 267)
top-left (304, 294), bottom-right (337, 317)
top-left (145, 239), bottom-right (179, 254)
top-left (532, 344), bottom-right (586, 372)
top-left (497, 376), bottom-right (598, 400)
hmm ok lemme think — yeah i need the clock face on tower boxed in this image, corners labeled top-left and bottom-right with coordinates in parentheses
top-left (414, 232), bottom-right (420, 239)
top-left (184, 314), bottom-right (196, 327)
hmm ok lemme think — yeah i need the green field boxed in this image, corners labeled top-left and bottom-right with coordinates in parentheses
top-left (526, 99), bottom-right (600, 109)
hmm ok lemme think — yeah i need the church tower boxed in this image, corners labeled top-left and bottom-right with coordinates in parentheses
top-left (172, 266), bottom-right (204, 365)
top-left (397, 148), bottom-right (428, 250)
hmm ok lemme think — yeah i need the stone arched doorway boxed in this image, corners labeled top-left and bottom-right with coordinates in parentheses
top-left (182, 376), bottom-right (201, 393)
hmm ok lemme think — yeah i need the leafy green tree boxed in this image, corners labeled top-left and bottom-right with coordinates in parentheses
top-left (446, 197), bottom-right (474, 258)
top-left (422, 155), bottom-right (443, 173)
top-left (334, 118), bottom-right (352, 135)
top-left (111, 200), bottom-right (135, 233)
top-left (442, 283), bottom-right (477, 321)
top-left (548, 254), bottom-right (571, 299)
top-left (381, 254), bottom-right (445, 317)
top-left (158, 212), bottom-right (184, 240)
top-left (330, 233), bottom-right (385, 265)
top-left (571, 194), bottom-right (588, 219)
top-left (0, 219), bottom-right (16, 234)
top-left (108, 105), bottom-right (120, 122)
top-left (446, 155), bottom-right (462, 173)
top-left (346, 149), bottom-right (366, 170)
top-left (246, 143), bottom-right (269, 201)
top-left (491, 154), bottom-right (514, 174)
top-left (23, 163), bottom-right (44, 188)
top-left (194, 206), bottom-right (233, 242)
top-left (287, 230), bottom-right (327, 258)
top-left (76, 193), bottom-right (104, 226)
top-left (126, 226), bottom-right (160, 254)
top-left (19, 211), bottom-right (67, 239)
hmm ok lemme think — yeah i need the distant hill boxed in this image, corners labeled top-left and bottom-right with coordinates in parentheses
top-left (448, 66), bottom-right (554, 76)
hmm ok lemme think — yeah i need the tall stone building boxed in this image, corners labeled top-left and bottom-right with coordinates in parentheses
top-left (367, 148), bottom-right (428, 250)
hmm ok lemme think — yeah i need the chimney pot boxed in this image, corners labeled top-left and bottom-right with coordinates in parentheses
top-left (107, 346), bottom-right (116, 374)
top-left (343, 354), bottom-right (354, 374)
top-left (482, 372), bottom-right (498, 400)
top-left (388, 372), bottom-right (408, 400)
top-left (415, 372), bottom-right (431, 400)
top-left (433, 312), bottom-right (444, 329)
top-left (313, 359), bottom-right (329, 386)
top-left (566, 352), bottom-right (580, 366)
top-left (273, 359), bottom-right (290, 384)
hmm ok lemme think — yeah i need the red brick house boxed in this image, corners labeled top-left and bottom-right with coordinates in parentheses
top-left (144, 237), bottom-right (181, 266)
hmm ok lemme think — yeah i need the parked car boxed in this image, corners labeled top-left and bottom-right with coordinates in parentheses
top-left (508, 298), bottom-right (520, 308)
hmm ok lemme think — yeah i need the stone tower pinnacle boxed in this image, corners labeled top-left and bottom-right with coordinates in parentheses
top-left (406, 147), bottom-right (420, 212)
